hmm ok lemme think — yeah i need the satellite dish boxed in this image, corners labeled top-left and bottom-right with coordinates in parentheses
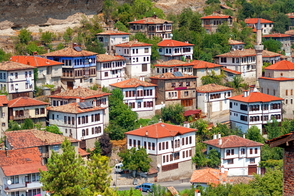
top-left (7, 180), bottom-right (12, 185)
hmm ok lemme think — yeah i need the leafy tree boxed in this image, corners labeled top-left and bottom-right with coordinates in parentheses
top-left (114, 21), bottom-right (129, 32)
top-left (265, 118), bottom-right (281, 139)
top-left (26, 42), bottom-right (46, 55)
top-left (18, 28), bottom-right (32, 44)
top-left (98, 133), bottom-right (112, 156)
top-left (63, 27), bottom-right (74, 43)
top-left (103, 0), bottom-right (118, 24)
top-left (246, 126), bottom-right (265, 143)
top-left (192, 142), bottom-right (208, 168)
top-left (45, 125), bottom-right (63, 135)
top-left (0, 49), bottom-right (11, 62)
top-left (207, 149), bottom-right (221, 168)
top-left (226, 75), bottom-right (248, 94)
top-left (40, 139), bottom-right (91, 196)
top-left (211, 123), bottom-right (243, 137)
top-left (117, 188), bottom-right (142, 196)
top-left (149, 184), bottom-right (168, 196)
top-left (261, 144), bottom-right (283, 161)
top-left (161, 104), bottom-right (185, 124)
top-left (260, 159), bottom-right (283, 168)
top-left (206, 0), bottom-right (220, 4)
top-left (7, 120), bottom-right (22, 131)
top-left (86, 39), bottom-right (106, 54)
top-left (191, 119), bottom-right (210, 141)
top-left (201, 70), bottom-right (224, 85)
top-left (272, 13), bottom-right (291, 33)
top-left (263, 39), bottom-right (282, 53)
top-left (41, 31), bottom-right (55, 45)
top-left (22, 118), bottom-right (34, 129)
top-left (118, 147), bottom-right (152, 173)
top-left (56, 43), bottom-right (64, 50)
top-left (89, 140), bottom-right (102, 157)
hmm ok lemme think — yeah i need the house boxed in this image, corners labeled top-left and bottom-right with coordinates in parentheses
top-left (125, 122), bottom-right (196, 181)
top-left (5, 129), bottom-right (79, 164)
top-left (228, 39), bottom-right (245, 51)
top-left (203, 134), bottom-right (264, 176)
top-left (286, 13), bottom-right (294, 30)
top-left (201, 13), bottom-right (233, 33)
top-left (110, 78), bottom-right (157, 118)
top-left (157, 40), bottom-right (194, 61)
top-left (42, 45), bottom-right (97, 89)
top-left (285, 29), bottom-right (294, 46)
top-left (191, 60), bottom-right (222, 86)
top-left (96, 29), bottom-right (130, 55)
top-left (190, 168), bottom-right (228, 188)
top-left (47, 102), bottom-right (106, 149)
top-left (259, 60), bottom-right (294, 119)
top-left (8, 97), bottom-right (49, 126)
top-left (228, 90), bottom-right (283, 133)
top-left (221, 67), bottom-right (242, 81)
top-left (153, 60), bottom-right (194, 76)
top-left (263, 33), bottom-right (292, 56)
top-left (215, 49), bottom-right (283, 81)
top-left (129, 15), bottom-right (173, 40)
top-left (196, 84), bottom-right (233, 119)
top-left (150, 72), bottom-right (197, 110)
top-left (0, 95), bottom-right (8, 136)
top-left (96, 54), bottom-right (126, 87)
top-left (265, 132), bottom-right (294, 196)
top-left (0, 147), bottom-right (47, 196)
top-left (48, 87), bottom-right (110, 125)
top-left (115, 40), bottom-right (152, 79)
top-left (0, 61), bottom-right (34, 100)
top-left (245, 18), bottom-right (273, 35)
top-left (10, 56), bottom-right (63, 88)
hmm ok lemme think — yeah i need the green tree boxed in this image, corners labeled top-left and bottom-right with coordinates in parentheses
top-left (191, 119), bottom-right (210, 141)
top-left (118, 147), bottom-right (152, 173)
top-left (201, 70), bottom-right (224, 85)
top-left (261, 144), bottom-right (283, 161)
top-left (192, 142), bottom-right (208, 168)
top-left (89, 140), bottom-right (102, 157)
top-left (211, 123), bottom-right (243, 137)
top-left (41, 31), bottom-right (55, 45)
top-left (46, 125), bottom-right (63, 135)
top-left (102, 0), bottom-right (118, 25)
top-left (86, 40), bottom-right (106, 54)
top-left (114, 21), bottom-right (129, 32)
top-left (226, 75), bottom-right (248, 94)
top-left (0, 49), bottom-right (11, 62)
top-left (18, 28), bottom-right (32, 44)
top-left (22, 118), bottom-right (34, 129)
top-left (272, 13), bottom-right (291, 33)
top-left (246, 126), bottom-right (265, 143)
top-left (7, 120), bottom-right (22, 131)
top-left (207, 149), bottom-right (221, 168)
top-left (117, 189), bottom-right (142, 196)
top-left (161, 104), bottom-right (185, 124)
top-left (63, 27), bottom-right (74, 43)
top-left (263, 39), bottom-right (282, 53)
top-left (40, 139), bottom-right (91, 196)
top-left (265, 118), bottom-right (281, 139)
top-left (99, 133), bottom-right (113, 156)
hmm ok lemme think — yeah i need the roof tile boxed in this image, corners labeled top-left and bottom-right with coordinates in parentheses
top-left (96, 30), bottom-right (130, 35)
top-left (222, 67), bottom-right (242, 75)
top-left (264, 60), bottom-right (294, 71)
top-left (10, 56), bottom-right (63, 67)
top-left (110, 78), bottom-right (157, 88)
top-left (0, 61), bottom-right (34, 71)
top-left (150, 72), bottom-right (197, 80)
top-left (8, 97), bottom-right (49, 108)
top-left (263, 33), bottom-right (291, 38)
top-left (0, 95), bottom-right (8, 106)
top-left (49, 87), bottom-right (110, 99)
top-left (216, 49), bottom-right (281, 58)
top-left (47, 102), bottom-right (105, 114)
top-left (196, 84), bottom-right (233, 93)
top-left (259, 77), bottom-right (294, 81)
top-left (129, 17), bottom-right (173, 24)
top-left (154, 60), bottom-right (195, 67)
top-left (203, 135), bottom-right (264, 148)
top-left (43, 47), bottom-right (97, 57)
top-left (201, 13), bottom-right (231, 19)
top-left (245, 18), bottom-right (273, 24)
top-left (228, 91), bottom-right (283, 103)
top-left (191, 60), bottom-right (222, 69)
top-left (190, 168), bottom-right (228, 185)
top-left (115, 40), bottom-right (152, 47)
top-left (96, 54), bottom-right (125, 62)
top-left (157, 40), bottom-right (194, 47)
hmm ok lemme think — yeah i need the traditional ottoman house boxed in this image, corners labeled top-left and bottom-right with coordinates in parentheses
top-left (259, 60), bottom-right (294, 119)
top-left (153, 60), bottom-right (194, 76)
top-left (10, 55), bottom-right (63, 88)
top-left (0, 61), bottom-right (34, 100)
top-left (115, 40), bottom-right (152, 79)
top-left (42, 45), bottom-right (97, 89)
top-left (196, 84), bottom-right (233, 119)
top-left (245, 18), bottom-right (273, 35)
top-left (263, 33), bottom-right (292, 56)
top-left (201, 13), bottom-right (233, 33)
top-left (203, 134), bottom-right (264, 176)
top-left (0, 95), bottom-right (8, 136)
top-left (190, 168), bottom-right (228, 188)
top-left (228, 89), bottom-right (283, 133)
top-left (150, 72), bottom-right (197, 110)
top-left (110, 78), bottom-right (157, 118)
top-left (0, 147), bottom-right (47, 196)
top-left (96, 54), bottom-right (126, 87)
top-left (228, 39), bottom-right (245, 51)
top-left (96, 29), bottom-right (130, 55)
top-left (125, 123), bottom-right (196, 181)
top-left (129, 15), bottom-right (173, 40)
top-left (157, 40), bottom-right (194, 61)
top-left (8, 97), bottom-right (49, 126)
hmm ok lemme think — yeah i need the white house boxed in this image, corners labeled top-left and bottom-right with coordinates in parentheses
top-left (110, 78), bottom-right (157, 118)
top-left (228, 39), bottom-right (245, 51)
top-left (47, 102), bottom-right (105, 149)
top-left (196, 84), bottom-right (233, 119)
top-left (157, 40), bottom-right (194, 61)
top-left (201, 13), bottom-right (233, 33)
top-left (0, 61), bottom-right (34, 100)
top-left (245, 18), bottom-right (273, 35)
top-left (0, 147), bottom-right (47, 196)
top-left (96, 30), bottom-right (130, 55)
top-left (10, 56), bottom-right (63, 88)
top-left (125, 122), bottom-right (196, 182)
top-left (115, 40), bottom-right (152, 79)
top-left (263, 33), bottom-right (292, 56)
top-left (96, 54), bottom-right (126, 87)
top-left (203, 134), bottom-right (264, 176)
top-left (153, 59), bottom-right (194, 75)
top-left (228, 90), bottom-right (283, 133)
top-left (0, 95), bottom-right (8, 137)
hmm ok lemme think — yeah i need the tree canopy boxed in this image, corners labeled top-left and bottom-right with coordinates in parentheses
top-left (161, 104), bottom-right (185, 124)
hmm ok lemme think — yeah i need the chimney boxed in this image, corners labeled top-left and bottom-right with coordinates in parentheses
top-left (213, 134), bottom-right (217, 139)
top-left (243, 90), bottom-right (249, 97)
top-left (218, 132), bottom-right (221, 139)
top-left (140, 124), bottom-right (142, 128)
top-left (195, 189), bottom-right (201, 196)
top-left (243, 134), bottom-right (245, 138)
top-left (93, 100), bottom-right (96, 107)
top-left (5, 147), bottom-right (8, 157)
top-left (76, 98), bottom-right (80, 103)
top-left (33, 51), bottom-right (38, 56)
top-left (145, 130), bottom-right (148, 137)
top-left (221, 165), bottom-right (225, 173)
top-left (158, 118), bottom-right (162, 123)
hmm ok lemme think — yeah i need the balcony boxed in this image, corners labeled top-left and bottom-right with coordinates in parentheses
top-left (13, 114), bottom-right (31, 120)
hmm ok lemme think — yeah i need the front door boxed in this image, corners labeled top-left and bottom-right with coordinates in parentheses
top-left (248, 165), bottom-right (257, 175)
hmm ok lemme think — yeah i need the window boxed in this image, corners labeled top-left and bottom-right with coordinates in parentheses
top-left (226, 150), bottom-right (230, 156)
top-left (152, 143), bottom-right (155, 150)
top-left (227, 159), bottom-right (234, 164)
top-left (231, 149), bottom-right (234, 155)
top-left (35, 108), bottom-right (39, 115)
top-left (221, 57), bottom-right (227, 63)
top-left (250, 148), bottom-right (253, 154)
top-left (286, 90), bottom-right (288, 96)
top-left (186, 82), bottom-right (190, 86)
top-left (255, 148), bottom-right (258, 154)
top-left (171, 83), bottom-right (175, 87)
top-left (240, 104), bottom-right (248, 111)
top-left (148, 142), bottom-right (151, 150)
top-left (53, 145), bottom-right (59, 152)
top-left (240, 115), bottom-right (247, 121)
top-left (163, 156), bottom-right (165, 163)
top-left (104, 72), bottom-right (108, 77)
top-left (241, 148), bottom-right (245, 154)
top-left (250, 158), bottom-right (255, 163)
top-left (230, 102), bottom-right (232, 108)
top-left (144, 48), bottom-right (149, 53)
top-left (159, 143), bottom-right (161, 150)
top-left (142, 64), bottom-right (147, 72)
top-left (184, 91), bottom-right (189, 96)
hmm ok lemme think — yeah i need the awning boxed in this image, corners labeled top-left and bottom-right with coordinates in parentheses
top-left (184, 109), bottom-right (202, 117)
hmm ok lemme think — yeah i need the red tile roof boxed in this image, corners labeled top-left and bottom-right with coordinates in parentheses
top-left (190, 168), bottom-right (228, 185)
top-left (115, 40), bottom-right (152, 47)
top-left (157, 40), bottom-right (194, 47)
top-left (245, 18), bottom-right (273, 24)
top-left (259, 77), bottom-right (294, 81)
top-left (96, 30), bottom-right (130, 35)
top-left (110, 78), bottom-right (157, 88)
top-left (96, 54), bottom-right (125, 62)
top-left (285, 29), bottom-right (294, 35)
top-left (8, 97), bottom-right (49, 108)
top-left (264, 60), bottom-right (294, 71)
top-left (263, 33), bottom-right (291, 38)
top-left (10, 56), bottom-right (63, 67)
top-left (222, 67), bottom-right (242, 75)
top-left (0, 61), bottom-right (34, 71)
top-left (0, 147), bottom-right (47, 176)
top-left (228, 39), bottom-right (245, 45)
top-left (150, 72), bottom-right (197, 80)
top-left (78, 148), bottom-right (90, 157)
top-left (49, 87), bottom-right (110, 99)
top-left (0, 95), bottom-right (8, 106)
top-left (129, 17), bottom-right (173, 24)
top-left (286, 13), bottom-right (294, 19)
top-left (191, 60), bottom-right (222, 69)
top-left (47, 102), bottom-right (105, 114)
top-left (154, 60), bottom-right (195, 67)
top-left (201, 14), bottom-right (231, 19)
top-left (265, 132), bottom-right (294, 146)
top-left (184, 109), bottom-right (201, 117)
top-left (216, 49), bottom-right (281, 58)
top-left (125, 123), bottom-right (196, 139)
top-left (196, 84), bottom-right (233, 93)
top-left (43, 47), bottom-right (97, 57)
top-left (5, 129), bottom-right (79, 149)
top-left (228, 91), bottom-right (283, 103)
top-left (203, 135), bottom-right (263, 148)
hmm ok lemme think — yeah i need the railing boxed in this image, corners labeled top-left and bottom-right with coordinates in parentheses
top-left (13, 114), bottom-right (31, 120)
